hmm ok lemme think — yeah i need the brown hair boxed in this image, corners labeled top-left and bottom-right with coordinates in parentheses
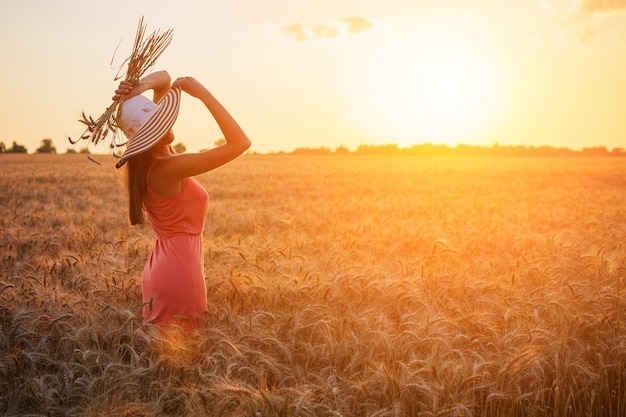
top-left (125, 152), bottom-right (153, 225)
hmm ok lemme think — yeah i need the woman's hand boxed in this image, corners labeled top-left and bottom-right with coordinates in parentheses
top-left (172, 76), bottom-right (209, 99)
top-left (112, 80), bottom-right (142, 101)
top-left (112, 70), bottom-right (171, 102)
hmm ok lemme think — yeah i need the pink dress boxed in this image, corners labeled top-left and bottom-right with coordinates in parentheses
top-left (141, 161), bottom-right (209, 328)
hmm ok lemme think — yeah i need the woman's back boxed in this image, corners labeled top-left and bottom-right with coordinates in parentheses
top-left (143, 161), bottom-right (208, 239)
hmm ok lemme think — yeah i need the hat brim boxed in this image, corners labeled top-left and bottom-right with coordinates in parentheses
top-left (115, 86), bottom-right (181, 168)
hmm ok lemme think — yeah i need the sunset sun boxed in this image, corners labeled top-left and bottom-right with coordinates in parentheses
top-left (359, 20), bottom-right (505, 147)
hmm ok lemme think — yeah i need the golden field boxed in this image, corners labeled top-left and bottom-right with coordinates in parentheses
top-left (1, 153), bottom-right (625, 416)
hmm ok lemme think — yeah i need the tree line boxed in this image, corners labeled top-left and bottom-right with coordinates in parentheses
top-left (286, 143), bottom-right (626, 157)
top-left (2, 138), bottom-right (624, 157)
top-left (0, 139), bottom-right (188, 155)
top-left (0, 139), bottom-right (56, 154)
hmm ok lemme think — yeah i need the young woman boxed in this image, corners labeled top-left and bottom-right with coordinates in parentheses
top-left (112, 70), bottom-right (251, 329)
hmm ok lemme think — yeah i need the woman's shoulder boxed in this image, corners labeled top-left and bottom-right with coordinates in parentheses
top-left (148, 156), bottom-right (188, 197)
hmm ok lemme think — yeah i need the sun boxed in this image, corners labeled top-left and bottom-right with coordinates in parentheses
top-left (357, 20), bottom-right (505, 148)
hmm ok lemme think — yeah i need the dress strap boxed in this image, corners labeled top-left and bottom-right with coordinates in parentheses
top-left (146, 158), bottom-right (161, 183)
top-left (145, 158), bottom-right (189, 197)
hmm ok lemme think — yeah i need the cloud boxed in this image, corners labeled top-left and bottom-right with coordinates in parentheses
top-left (339, 16), bottom-right (374, 34)
top-left (280, 16), bottom-right (374, 43)
top-left (530, 0), bottom-right (626, 45)
top-left (312, 23), bottom-right (341, 39)
top-left (529, 23), bottom-right (598, 45)
top-left (578, 0), bottom-right (626, 14)
top-left (282, 23), bottom-right (309, 42)
top-left (575, 25), bottom-right (597, 41)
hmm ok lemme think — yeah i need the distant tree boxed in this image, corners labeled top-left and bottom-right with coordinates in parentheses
top-left (355, 144), bottom-right (399, 155)
top-left (292, 146), bottom-right (332, 155)
top-left (66, 147), bottom-right (89, 154)
top-left (36, 138), bottom-right (57, 154)
top-left (407, 143), bottom-right (452, 156)
top-left (7, 141), bottom-right (27, 153)
top-left (334, 145), bottom-right (350, 155)
top-left (214, 138), bottom-right (226, 147)
top-left (173, 142), bottom-right (186, 154)
top-left (582, 146), bottom-right (609, 157)
top-left (0, 142), bottom-right (5, 153)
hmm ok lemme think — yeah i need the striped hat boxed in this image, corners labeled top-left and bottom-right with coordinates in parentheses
top-left (115, 86), bottom-right (181, 168)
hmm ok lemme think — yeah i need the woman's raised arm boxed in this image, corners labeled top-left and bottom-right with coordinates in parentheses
top-left (156, 76), bottom-right (251, 180)
top-left (112, 70), bottom-right (172, 102)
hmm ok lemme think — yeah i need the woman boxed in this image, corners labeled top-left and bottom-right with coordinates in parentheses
top-left (112, 70), bottom-right (251, 329)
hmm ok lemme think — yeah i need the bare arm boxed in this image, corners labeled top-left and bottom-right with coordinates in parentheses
top-left (112, 70), bottom-right (171, 102)
top-left (154, 77), bottom-right (251, 180)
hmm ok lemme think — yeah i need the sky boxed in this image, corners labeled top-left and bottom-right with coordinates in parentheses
top-left (0, 0), bottom-right (625, 154)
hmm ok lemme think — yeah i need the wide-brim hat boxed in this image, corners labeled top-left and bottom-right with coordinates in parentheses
top-left (115, 86), bottom-right (181, 168)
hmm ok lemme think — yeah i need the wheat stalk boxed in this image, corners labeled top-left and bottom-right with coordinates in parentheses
top-left (69, 17), bottom-right (174, 157)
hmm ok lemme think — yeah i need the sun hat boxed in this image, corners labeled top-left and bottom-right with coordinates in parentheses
top-left (70, 18), bottom-right (176, 164)
top-left (115, 85), bottom-right (181, 168)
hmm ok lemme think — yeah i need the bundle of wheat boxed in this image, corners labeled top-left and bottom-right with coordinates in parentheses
top-left (69, 17), bottom-right (173, 159)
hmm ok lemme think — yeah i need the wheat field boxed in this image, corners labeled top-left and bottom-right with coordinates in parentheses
top-left (1, 153), bottom-right (625, 416)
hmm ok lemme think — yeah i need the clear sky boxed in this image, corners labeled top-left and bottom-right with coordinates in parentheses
top-left (1, 0), bottom-right (625, 154)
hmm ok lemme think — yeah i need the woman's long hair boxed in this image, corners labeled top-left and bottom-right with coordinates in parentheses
top-left (125, 152), bottom-right (153, 225)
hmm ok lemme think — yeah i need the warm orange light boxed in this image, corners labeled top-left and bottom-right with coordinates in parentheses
top-left (358, 19), bottom-right (505, 147)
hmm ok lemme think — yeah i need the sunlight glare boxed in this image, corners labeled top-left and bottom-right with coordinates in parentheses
top-left (360, 19), bottom-right (504, 147)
